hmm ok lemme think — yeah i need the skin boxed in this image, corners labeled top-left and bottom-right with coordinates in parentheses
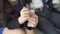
top-left (25, 28), bottom-right (35, 34)
top-left (3, 0), bottom-right (38, 34)
top-left (3, 27), bottom-right (26, 34)
top-left (8, 0), bottom-right (18, 6)
top-left (18, 7), bottom-right (38, 34)
top-left (3, 7), bottom-right (38, 34)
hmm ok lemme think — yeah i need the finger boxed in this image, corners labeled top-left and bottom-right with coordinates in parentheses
top-left (20, 7), bottom-right (30, 13)
top-left (31, 15), bottom-right (38, 20)
top-left (30, 10), bottom-right (35, 14)
top-left (20, 10), bottom-right (31, 16)
top-left (21, 10), bottom-right (30, 14)
top-left (21, 11), bottom-right (30, 15)
top-left (29, 20), bottom-right (38, 25)
top-left (27, 19), bottom-right (38, 27)
top-left (21, 13), bottom-right (30, 17)
top-left (30, 12), bottom-right (35, 16)
top-left (22, 15), bottom-right (30, 19)
top-left (34, 15), bottom-right (38, 19)
top-left (30, 23), bottom-right (37, 27)
top-left (31, 14), bottom-right (38, 20)
top-left (29, 18), bottom-right (37, 23)
top-left (20, 7), bottom-right (29, 15)
top-left (30, 13), bottom-right (37, 19)
top-left (18, 17), bottom-right (28, 24)
top-left (27, 22), bottom-right (37, 27)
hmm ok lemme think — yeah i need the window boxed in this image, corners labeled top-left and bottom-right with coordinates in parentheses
top-left (52, 0), bottom-right (60, 11)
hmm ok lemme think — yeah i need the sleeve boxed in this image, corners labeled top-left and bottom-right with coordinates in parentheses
top-left (6, 18), bottom-right (21, 29)
top-left (7, 18), bottom-right (34, 30)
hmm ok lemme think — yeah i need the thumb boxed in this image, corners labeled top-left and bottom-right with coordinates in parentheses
top-left (30, 10), bottom-right (35, 14)
top-left (30, 12), bottom-right (35, 17)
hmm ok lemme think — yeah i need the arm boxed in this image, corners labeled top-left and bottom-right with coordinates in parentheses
top-left (6, 18), bottom-right (20, 29)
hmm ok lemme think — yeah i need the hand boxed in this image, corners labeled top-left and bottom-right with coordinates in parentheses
top-left (18, 7), bottom-right (30, 24)
top-left (27, 12), bottom-right (38, 28)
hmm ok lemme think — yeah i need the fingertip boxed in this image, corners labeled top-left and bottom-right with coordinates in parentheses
top-left (23, 7), bottom-right (26, 9)
top-left (23, 7), bottom-right (28, 9)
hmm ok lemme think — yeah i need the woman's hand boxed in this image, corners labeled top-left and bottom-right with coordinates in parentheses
top-left (18, 7), bottom-right (30, 24)
top-left (27, 12), bottom-right (38, 27)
